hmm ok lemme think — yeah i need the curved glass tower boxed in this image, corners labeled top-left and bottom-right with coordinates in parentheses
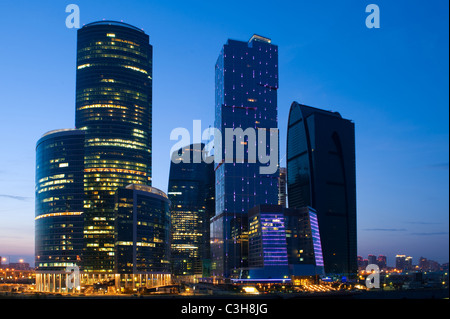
top-left (35, 129), bottom-right (85, 272)
top-left (114, 184), bottom-right (171, 290)
top-left (286, 102), bottom-right (357, 275)
top-left (75, 21), bottom-right (153, 273)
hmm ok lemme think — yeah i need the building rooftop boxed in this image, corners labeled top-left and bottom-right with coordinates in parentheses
top-left (82, 20), bottom-right (144, 33)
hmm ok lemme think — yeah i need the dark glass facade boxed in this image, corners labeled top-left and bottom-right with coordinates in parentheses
top-left (286, 102), bottom-right (357, 275)
top-left (211, 35), bottom-right (279, 278)
top-left (35, 129), bottom-right (85, 271)
top-left (283, 206), bottom-right (324, 273)
top-left (114, 184), bottom-right (171, 276)
top-left (168, 144), bottom-right (215, 277)
top-left (75, 21), bottom-right (153, 272)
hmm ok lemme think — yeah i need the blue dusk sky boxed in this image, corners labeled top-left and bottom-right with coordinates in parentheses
top-left (0, 0), bottom-right (448, 267)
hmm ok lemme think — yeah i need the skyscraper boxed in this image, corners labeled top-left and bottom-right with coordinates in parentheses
top-left (286, 102), bottom-right (357, 275)
top-left (35, 129), bottom-right (85, 270)
top-left (114, 184), bottom-right (171, 290)
top-left (168, 144), bottom-right (215, 278)
top-left (75, 21), bottom-right (153, 273)
top-left (211, 35), bottom-right (279, 278)
top-left (35, 129), bottom-right (85, 291)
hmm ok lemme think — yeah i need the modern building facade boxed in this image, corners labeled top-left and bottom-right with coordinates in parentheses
top-left (211, 34), bottom-right (279, 278)
top-left (75, 21), bottom-right (153, 273)
top-left (278, 167), bottom-right (287, 207)
top-left (245, 204), bottom-right (324, 281)
top-left (35, 129), bottom-right (85, 292)
top-left (248, 205), bottom-right (289, 269)
top-left (284, 206), bottom-right (324, 275)
top-left (114, 184), bottom-right (171, 290)
top-left (35, 129), bottom-right (85, 272)
top-left (286, 102), bottom-right (357, 276)
top-left (168, 144), bottom-right (215, 278)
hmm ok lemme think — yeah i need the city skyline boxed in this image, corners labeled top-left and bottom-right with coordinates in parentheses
top-left (0, 0), bottom-right (448, 267)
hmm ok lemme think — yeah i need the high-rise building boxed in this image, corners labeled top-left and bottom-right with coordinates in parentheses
top-left (368, 254), bottom-right (377, 265)
top-left (211, 34), bottom-right (279, 278)
top-left (278, 167), bottom-right (287, 207)
top-left (35, 129), bottom-right (85, 272)
top-left (286, 102), bottom-right (357, 276)
top-left (168, 144), bottom-right (215, 278)
top-left (395, 255), bottom-right (413, 271)
top-left (35, 129), bottom-right (85, 291)
top-left (114, 184), bottom-right (171, 290)
top-left (75, 21), bottom-right (153, 273)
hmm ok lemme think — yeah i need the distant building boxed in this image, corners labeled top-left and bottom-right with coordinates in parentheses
top-left (114, 184), bottom-right (171, 289)
top-left (8, 262), bottom-right (31, 271)
top-left (368, 255), bottom-right (377, 266)
top-left (377, 255), bottom-right (387, 269)
top-left (418, 257), bottom-right (441, 272)
top-left (396, 255), bottom-right (413, 271)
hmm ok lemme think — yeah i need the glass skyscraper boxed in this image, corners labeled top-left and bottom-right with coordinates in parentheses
top-left (286, 102), bottom-right (357, 275)
top-left (168, 144), bottom-right (215, 277)
top-left (35, 129), bottom-right (85, 289)
top-left (211, 35), bottom-right (279, 278)
top-left (114, 184), bottom-right (171, 290)
top-left (75, 21), bottom-right (153, 273)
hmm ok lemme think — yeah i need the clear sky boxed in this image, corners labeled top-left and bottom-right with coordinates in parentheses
top-left (0, 0), bottom-right (448, 267)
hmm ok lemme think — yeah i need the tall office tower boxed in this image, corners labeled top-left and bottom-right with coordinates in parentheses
top-left (168, 144), bottom-right (215, 278)
top-left (35, 129), bottom-right (85, 291)
top-left (114, 184), bottom-right (171, 290)
top-left (278, 167), bottom-right (287, 207)
top-left (211, 35), bottom-right (279, 278)
top-left (287, 102), bottom-right (357, 276)
top-left (75, 21), bottom-right (153, 273)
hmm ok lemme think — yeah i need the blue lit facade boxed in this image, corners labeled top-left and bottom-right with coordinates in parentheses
top-left (245, 205), bottom-right (324, 281)
top-left (249, 206), bottom-right (288, 268)
top-left (286, 102), bottom-right (357, 275)
top-left (211, 35), bottom-right (279, 278)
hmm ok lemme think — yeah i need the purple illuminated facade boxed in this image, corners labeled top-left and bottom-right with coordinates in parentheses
top-left (249, 210), bottom-right (288, 268)
top-left (246, 205), bottom-right (325, 280)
